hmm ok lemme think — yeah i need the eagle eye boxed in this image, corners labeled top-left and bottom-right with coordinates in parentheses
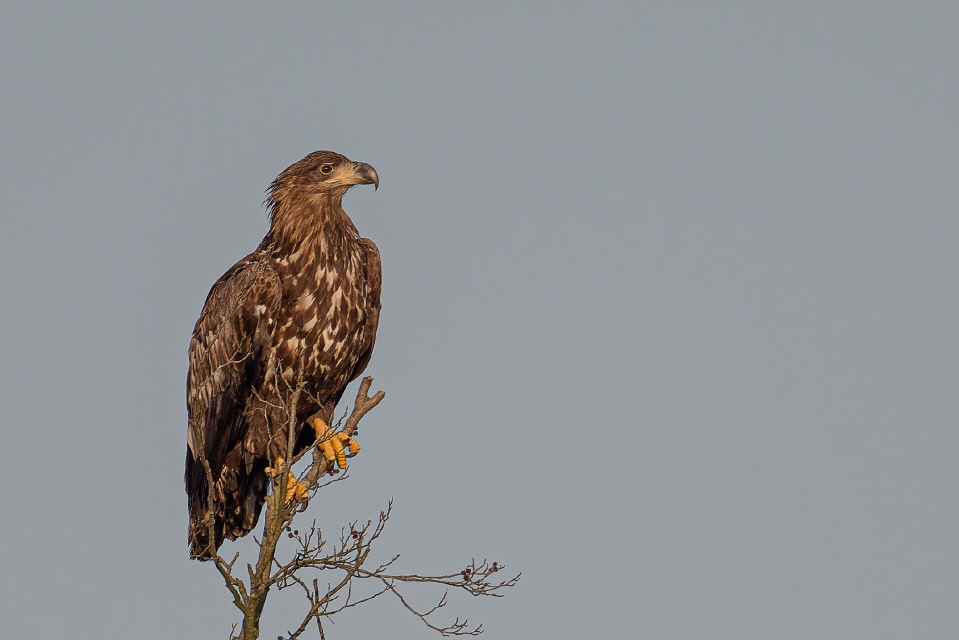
top-left (320, 164), bottom-right (334, 175)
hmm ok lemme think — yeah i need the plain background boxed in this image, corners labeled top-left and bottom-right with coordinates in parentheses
top-left (2, 3), bottom-right (957, 638)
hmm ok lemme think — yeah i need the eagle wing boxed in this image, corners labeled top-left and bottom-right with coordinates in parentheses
top-left (185, 254), bottom-right (280, 508)
top-left (348, 237), bottom-right (382, 382)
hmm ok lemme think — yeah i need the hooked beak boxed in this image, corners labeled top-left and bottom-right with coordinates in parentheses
top-left (350, 162), bottom-right (379, 191)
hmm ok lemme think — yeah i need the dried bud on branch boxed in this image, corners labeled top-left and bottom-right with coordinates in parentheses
top-left (192, 376), bottom-right (519, 639)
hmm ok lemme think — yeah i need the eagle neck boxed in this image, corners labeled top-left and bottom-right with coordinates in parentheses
top-left (266, 193), bottom-right (358, 257)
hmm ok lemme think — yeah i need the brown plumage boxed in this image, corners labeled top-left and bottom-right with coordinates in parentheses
top-left (185, 151), bottom-right (381, 559)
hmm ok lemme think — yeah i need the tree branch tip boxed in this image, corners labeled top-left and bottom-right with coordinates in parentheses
top-left (195, 373), bottom-right (516, 638)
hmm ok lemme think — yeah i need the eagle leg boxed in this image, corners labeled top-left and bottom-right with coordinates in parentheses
top-left (264, 457), bottom-right (309, 504)
top-left (310, 416), bottom-right (360, 470)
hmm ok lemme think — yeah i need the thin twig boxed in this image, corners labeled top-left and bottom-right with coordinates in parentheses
top-left (196, 375), bottom-right (517, 639)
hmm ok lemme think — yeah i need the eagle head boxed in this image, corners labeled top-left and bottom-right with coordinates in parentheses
top-left (268, 150), bottom-right (378, 205)
top-left (265, 151), bottom-right (379, 243)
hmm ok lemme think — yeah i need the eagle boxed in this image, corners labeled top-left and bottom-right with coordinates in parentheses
top-left (185, 151), bottom-right (381, 559)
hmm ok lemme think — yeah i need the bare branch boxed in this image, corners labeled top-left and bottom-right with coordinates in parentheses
top-left (304, 378), bottom-right (384, 486)
top-left (344, 376), bottom-right (386, 434)
top-left (194, 376), bottom-right (517, 640)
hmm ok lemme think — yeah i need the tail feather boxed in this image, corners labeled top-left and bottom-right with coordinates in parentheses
top-left (186, 451), bottom-right (267, 560)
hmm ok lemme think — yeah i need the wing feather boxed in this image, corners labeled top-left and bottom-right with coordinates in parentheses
top-left (186, 254), bottom-right (280, 485)
top-left (347, 238), bottom-right (382, 382)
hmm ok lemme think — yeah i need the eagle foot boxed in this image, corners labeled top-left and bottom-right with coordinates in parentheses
top-left (265, 458), bottom-right (309, 504)
top-left (310, 416), bottom-right (360, 470)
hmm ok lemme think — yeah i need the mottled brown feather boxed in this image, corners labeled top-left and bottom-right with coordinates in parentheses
top-left (185, 151), bottom-right (381, 558)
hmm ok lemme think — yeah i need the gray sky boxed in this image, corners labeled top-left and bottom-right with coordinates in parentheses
top-left (2, 3), bottom-right (958, 638)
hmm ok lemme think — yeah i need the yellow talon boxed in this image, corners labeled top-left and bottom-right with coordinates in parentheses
top-left (265, 457), bottom-right (309, 503)
top-left (345, 437), bottom-right (360, 456)
top-left (311, 416), bottom-right (359, 469)
top-left (331, 432), bottom-right (347, 468)
top-left (285, 472), bottom-right (309, 503)
top-left (264, 456), bottom-right (285, 478)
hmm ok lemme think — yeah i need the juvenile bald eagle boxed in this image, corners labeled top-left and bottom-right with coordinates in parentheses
top-left (185, 151), bottom-right (381, 559)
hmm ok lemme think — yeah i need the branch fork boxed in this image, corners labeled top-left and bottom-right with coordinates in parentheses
top-left (194, 376), bottom-right (518, 640)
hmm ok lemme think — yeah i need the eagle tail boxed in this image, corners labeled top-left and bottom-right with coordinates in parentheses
top-left (187, 500), bottom-right (222, 561)
top-left (186, 451), bottom-right (268, 560)
top-left (185, 451), bottom-right (223, 560)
